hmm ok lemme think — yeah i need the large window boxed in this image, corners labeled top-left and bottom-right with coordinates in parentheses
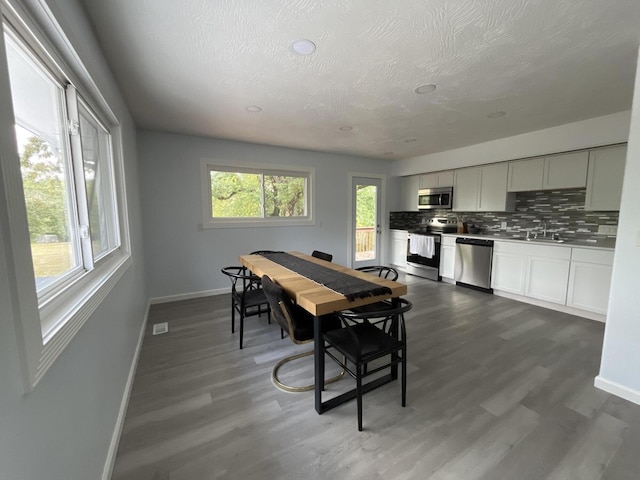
top-left (1, 2), bottom-right (130, 390)
top-left (5, 30), bottom-right (120, 304)
top-left (202, 163), bottom-right (314, 227)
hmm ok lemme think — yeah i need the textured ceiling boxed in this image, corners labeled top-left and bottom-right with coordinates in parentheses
top-left (79, 0), bottom-right (640, 160)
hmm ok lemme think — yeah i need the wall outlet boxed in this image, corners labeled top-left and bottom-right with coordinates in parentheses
top-left (500, 221), bottom-right (507, 229)
top-left (597, 225), bottom-right (618, 235)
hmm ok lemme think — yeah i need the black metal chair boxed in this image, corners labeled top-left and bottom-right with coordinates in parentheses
top-left (351, 266), bottom-right (399, 314)
top-left (355, 265), bottom-right (399, 281)
top-left (221, 266), bottom-right (271, 349)
top-left (311, 250), bottom-right (333, 262)
top-left (323, 298), bottom-right (412, 431)
top-left (261, 275), bottom-right (344, 392)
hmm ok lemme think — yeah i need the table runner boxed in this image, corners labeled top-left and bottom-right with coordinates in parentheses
top-left (261, 252), bottom-right (392, 301)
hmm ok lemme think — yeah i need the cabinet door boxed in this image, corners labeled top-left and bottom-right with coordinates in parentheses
top-left (491, 251), bottom-right (526, 294)
top-left (390, 233), bottom-right (408, 268)
top-left (419, 173), bottom-right (438, 189)
top-left (439, 245), bottom-right (456, 279)
top-left (543, 151), bottom-right (588, 189)
top-left (525, 256), bottom-right (570, 304)
top-left (566, 262), bottom-right (612, 314)
top-left (585, 145), bottom-right (626, 211)
top-left (437, 170), bottom-right (454, 187)
top-left (507, 158), bottom-right (544, 192)
top-left (401, 175), bottom-right (420, 210)
top-left (479, 163), bottom-right (513, 212)
top-left (453, 167), bottom-right (480, 211)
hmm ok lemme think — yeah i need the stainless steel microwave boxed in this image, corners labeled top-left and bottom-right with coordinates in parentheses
top-left (418, 187), bottom-right (453, 210)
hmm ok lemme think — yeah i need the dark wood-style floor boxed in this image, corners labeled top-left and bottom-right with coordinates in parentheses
top-left (112, 273), bottom-right (640, 480)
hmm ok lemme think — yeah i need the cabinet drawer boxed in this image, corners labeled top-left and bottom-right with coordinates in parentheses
top-left (571, 248), bottom-right (614, 265)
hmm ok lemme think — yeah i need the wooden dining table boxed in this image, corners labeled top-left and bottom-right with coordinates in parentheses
top-left (239, 251), bottom-right (408, 414)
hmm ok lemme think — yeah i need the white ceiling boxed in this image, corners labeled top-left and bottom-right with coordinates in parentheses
top-left (79, 0), bottom-right (640, 160)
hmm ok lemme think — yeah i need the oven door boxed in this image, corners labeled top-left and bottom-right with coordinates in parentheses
top-left (418, 187), bottom-right (453, 210)
top-left (406, 234), bottom-right (441, 281)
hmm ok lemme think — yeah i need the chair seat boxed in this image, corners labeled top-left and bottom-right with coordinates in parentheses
top-left (324, 321), bottom-right (404, 364)
top-left (289, 305), bottom-right (341, 341)
top-left (242, 288), bottom-right (268, 308)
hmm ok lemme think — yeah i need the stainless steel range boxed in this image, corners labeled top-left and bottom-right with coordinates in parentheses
top-left (406, 218), bottom-right (457, 281)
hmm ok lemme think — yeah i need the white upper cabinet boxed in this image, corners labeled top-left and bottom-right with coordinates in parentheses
top-left (508, 151), bottom-right (589, 192)
top-left (507, 157), bottom-right (545, 192)
top-left (453, 167), bottom-right (480, 211)
top-left (399, 175), bottom-right (420, 210)
top-left (454, 163), bottom-right (514, 212)
top-left (585, 145), bottom-right (627, 211)
top-left (419, 170), bottom-right (454, 189)
top-left (478, 163), bottom-right (515, 212)
top-left (543, 151), bottom-right (589, 189)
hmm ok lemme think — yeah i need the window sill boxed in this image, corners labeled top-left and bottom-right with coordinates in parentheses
top-left (201, 218), bottom-right (315, 229)
top-left (33, 251), bottom-right (132, 387)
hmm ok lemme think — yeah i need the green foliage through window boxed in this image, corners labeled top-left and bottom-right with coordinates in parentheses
top-left (210, 168), bottom-right (307, 219)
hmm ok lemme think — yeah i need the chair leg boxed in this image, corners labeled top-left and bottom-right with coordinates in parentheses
top-left (272, 350), bottom-right (344, 393)
top-left (239, 312), bottom-right (244, 349)
top-left (231, 300), bottom-right (235, 333)
top-left (280, 328), bottom-right (284, 339)
top-left (401, 347), bottom-right (407, 407)
top-left (356, 364), bottom-right (363, 431)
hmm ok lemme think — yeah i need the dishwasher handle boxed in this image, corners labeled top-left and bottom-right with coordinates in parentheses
top-left (455, 237), bottom-right (494, 247)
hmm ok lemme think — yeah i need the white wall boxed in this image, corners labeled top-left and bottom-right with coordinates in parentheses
top-left (138, 131), bottom-right (393, 298)
top-left (394, 110), bottom-right (631, 176)
top-left (0, 1), bottom-right (147, 479)
top-left (596, 46), bottom-right (640, 404)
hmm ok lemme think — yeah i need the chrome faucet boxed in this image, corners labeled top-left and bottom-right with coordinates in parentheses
top-left (540, 222), bottom-right (547, 237)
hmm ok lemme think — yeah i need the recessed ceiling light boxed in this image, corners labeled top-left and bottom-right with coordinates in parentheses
top-left (246, 105), bottom-right (262, 112)
top-left (415, 84), bottom-right (437, 94)
top-left (487, 111), bottom-right (506, 118)
top-left (339, 125), bottom-right (353, 131)
top-left (404, 138), bottom-right (417, 143)
top-left (291, 39), bottom-right (316, 55)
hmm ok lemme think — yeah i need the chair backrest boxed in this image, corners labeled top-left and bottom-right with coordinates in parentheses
top-left (261, 275), bottom-right (297, 338)
top-left (250, 250), bottom-right (278, 255)
top-left (336, 298), bottom-right (413, 355)
top-left (311, 250), bottom-right (333, 262)
top-left (355, 265), bottom-right (399, 281)
top-left (221, 266), bottom-right (258, 296)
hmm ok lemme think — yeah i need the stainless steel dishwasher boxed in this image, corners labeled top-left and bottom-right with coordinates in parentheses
top-left (454, 237), bottom-right (494, 293)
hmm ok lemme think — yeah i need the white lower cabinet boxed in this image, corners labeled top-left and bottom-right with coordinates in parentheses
top-left (390, 230), bottom-right (408, 269)
top-left (491, 251), bottom-right (526, 294)
top-left (439, 236), bottom-right (456, 279)
top-left (566, 248), bottom-right (614, 314)
top-left (525, 255), bottom-right (570, 304)
top-left (492, 241), bottom-right (570, 305)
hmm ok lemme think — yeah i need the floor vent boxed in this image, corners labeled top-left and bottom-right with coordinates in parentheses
top-left (152, 322), bottom-right (169, 335)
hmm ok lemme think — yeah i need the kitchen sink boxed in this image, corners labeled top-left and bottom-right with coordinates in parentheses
top-left (510, 236), bottom-right (565, 244)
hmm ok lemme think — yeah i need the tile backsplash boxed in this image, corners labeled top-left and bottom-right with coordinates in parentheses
top-left (390, 189), bottom-right (618, 242)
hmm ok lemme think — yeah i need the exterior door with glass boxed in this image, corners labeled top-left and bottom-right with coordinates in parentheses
top-left (352, 176), bottom-right (382, 268)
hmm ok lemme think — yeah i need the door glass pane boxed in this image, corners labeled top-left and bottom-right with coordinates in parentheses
top-left (264, 174), bottom-right (306, 217)
top-left (5, 33), bottom-right (81, 292)
top-left (210, 171), bottom-right (262, 217)
top-left (78, 103), bottom-right (118, 259)
top-left (355, 184), bottom-right (377, 261)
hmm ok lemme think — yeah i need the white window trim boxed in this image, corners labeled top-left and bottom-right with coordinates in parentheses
top-left (0, 0), bottom-right (131, 392)
top-left (200, 159), bottom-right (315, 228)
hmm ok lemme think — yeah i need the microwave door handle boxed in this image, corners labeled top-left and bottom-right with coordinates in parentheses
top-left (439, 194), bottom-right (443, 205)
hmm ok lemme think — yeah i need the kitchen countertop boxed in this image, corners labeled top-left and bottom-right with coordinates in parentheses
top-left (440, 233), bottom-right (616, 250)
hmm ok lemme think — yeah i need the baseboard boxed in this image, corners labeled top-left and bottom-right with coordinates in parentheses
top-left (149, 287), bottom-right (228, 305)
top-left (595, 376), bottom-right (640, 406)
top-left (492, 289), bottom-right (606, 323)
top-left (101, 301), bottom-right (150, 480)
